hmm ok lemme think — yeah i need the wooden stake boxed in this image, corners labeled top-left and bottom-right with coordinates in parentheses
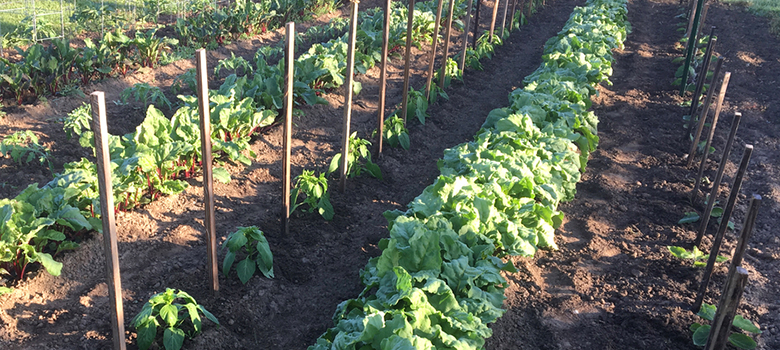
top-left (687, 57), bottom-right (722, 167)
top-left (340, 0), bottom-right (360, 192)
top-left (691, 71), bottom-right (731, 199)
top-left (694, 112), bottom-right (742, 239)
top-left (424, 0), bottom-right (445, 100)
top-left (472, 0), bottom-right (481, 48)
top-left (90, 91), bottom-right (126, 350)
top-left (693, 145), bottom-right (753, 312)
top-left (400, 0), bottom-right (415, 123)
top-left (438, 0), bottom-right (456, 90)
top-left (680, 0), bottom-right (705, 96)
top-left (489, 0), bottom-right (500, 43)
top-left (683, 0), bottom-right (698, 50)
top-left (684, 28), bottom-right (716, 144)
top-left (697, 1), bottom-right (711, 38)
top-left (196, 49), bottom-right (219, 294)
top-left (500, 0), bottom-right (509, 38)
top-left (377, 0), bottom-right (391, 155)
top-left (509, 0), bottom-right (518, 32)
top-left (459, 0), bottom-right (475, 74)
top-left (282, 23), bottom-right (294, 235)
top-left (703, 266), bottom-right (749, 350)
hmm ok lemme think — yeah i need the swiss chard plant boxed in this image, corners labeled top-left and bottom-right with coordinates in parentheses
top-left (0, 130), bottom-right (54, 174)
top-left (120, 83), bottom-right (174, 110)
top-left (132, 288), bottom-right (219, 350)
top-left (691, 303), bottom-right (761, 349)
top-left (221, 226), bottom-right (274, 284)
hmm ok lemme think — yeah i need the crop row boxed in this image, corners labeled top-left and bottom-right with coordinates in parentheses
top-left (308, 0), bottom-right (630, 348)
top-left (0, 0), bottom-right (474, 289)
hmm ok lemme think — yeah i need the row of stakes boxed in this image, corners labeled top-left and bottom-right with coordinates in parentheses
top-left (679, 16), bottom-right (763, 350)
top-left (86, 0), bottom-right (531, 348)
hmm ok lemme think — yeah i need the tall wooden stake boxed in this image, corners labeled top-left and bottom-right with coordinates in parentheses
top-left (687, 57), bottom-right (723, 167)
top-left (425, 0), bottom-right (445, 99)
top-left (282, 23), bottom-right (295, 235)
top-left (693, 145), bottom-right (753, 312)
top-left (438, 0), bottom-right (456, 89)
top-left (196, 49), bottom-right (219, 294)
top-left (728, 195), bottom-right (762, 270)
top-left (694, 112), bottom-right (741, 241)
top-left (680, 0), bottom-right (705, 96)
top-left (340, 0), bottom-right (360, 192)
top-left (377, 0), bottom-right (391, 155)
top-left (684, 28), bottom-right (716, 143)
top-left (500, 0), bottom-right (509, 38)
top-left (472, 0), bottom-right (481, 48)
top-left (90, 91), bottom-right (126, 350)
top-left (400, 0), bottom-right (415, 123)
top-left (509, 0), bottom-right (518, 32)
top-left (690, 71), bottom-right (731, 199)
top-left (459, 0), bottom-right (475, 74)
top-left (703, 267), bottom-right (749, 350)
top-left (489, 0), bottom-right (500, 43)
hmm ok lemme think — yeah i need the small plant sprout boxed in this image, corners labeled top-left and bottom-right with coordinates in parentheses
top-left (222, 226), bottom-right (274, 284)
top-left (327, 132), bottom-right (382, 180)
top-left (667, 246), bottom-right (727, 267)
top-left (691, 303), bottom-right (761, 349)
top-left (290, 170), bottom-right (334, 220)
top-left (132, 288), bottom-right (219, 350)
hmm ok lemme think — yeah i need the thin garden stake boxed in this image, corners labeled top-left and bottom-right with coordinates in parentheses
top-left (90, 91), bottom-right (126, 350)
top-left (694, 112), bottom-right (742, 241)
top-left (684, 28), bottom-right (716, 143)
top-left (459, 0), bottom-right (475, 74)
top-left (697, 1), bottom-right (711, 38)
top-left (500, 0), bottom-right (509, 38)
top-left (691, 71), bottom-right (731, 198)
top-left (195, 49), bottom-right (219, 294)
top-left (489, 0), bottom-right (501, 43)
top-left (340, 0), bottom-right (360, 192)
top-left (687, 57), bottom-right (723, 167)
top-left (703, 267), bottom-right (749, 350)
top-left (729, 194), bottom-right (761, 270)
top-left (509, 0), bottom-right (518, 32)
top-left (472, 0), bottom-right (482, 48)
top-left (438, 0), bottom-right (456, 89)
top-left (683, 0), bottom-right (698, 50)
top-left (693, 145), bottom-right (753, 312)
top-left (400, 0), bottom-right (416, 123)
top-left (377, 0), bottom-right (391, 154)
top-left (425, 0), bottom-right (445, 100)
top-left (282, 23), bottom-right (295, 235)
top-left (680, 0), bottom-right (705, 96)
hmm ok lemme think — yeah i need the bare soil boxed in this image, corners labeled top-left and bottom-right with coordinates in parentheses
top-left (0, 0), bottom-right (778, 349)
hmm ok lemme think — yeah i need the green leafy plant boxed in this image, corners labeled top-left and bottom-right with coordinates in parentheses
top-left (378, 115), bottom-right (410, 150)
top-left (0, 131), bottom-right (53, 174)
top-left (120, 83), bottom-right (173, 110)
top-left (327, 132), bottom-right (383, 180)
top-left (691, 303), bottom-right (762, 349)
top-left (406, 87), bottom-right (429, 124)
top-left (132, 288), bottom-right (219, 350)
top-left (61, 103), bottom-right (95, 150)
top-left (222, 226), bottom-right (274, 284)
top-left (667, 246), bottom-right (727, 267)
top-left (214, 52), bottom-right (253, 77)
top-left (290, 170), bottom-right (334, 220)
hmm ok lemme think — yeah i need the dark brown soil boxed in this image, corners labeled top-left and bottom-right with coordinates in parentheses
top-left (0, 0), bottom-right (778, 349)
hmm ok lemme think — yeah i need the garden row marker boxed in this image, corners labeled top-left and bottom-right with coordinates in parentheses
top-left (89, 91), bottom-right (126, 350)
top-left (680, 0), bottom-right (705, 96)
top-left (438, 0), bottom-right (456, 89)
top-left (500, 0), bottom-right (509, 38)
top-left (339, 0), bottom-right (360, 192)
top-left (704, 267), bottom-right (749, 350)
top-left (691, 71), bottom-right (731, 196)
top-left (459, 0), bottom-right (475, 74)
top-left (489, 0), bottom-right (500, 43)
top-left (377, 0), bottom-right (391, 155)
top-left (195, 49), bottom-right (219, 294)
top-left (693, 144), bottom-right (753, 312)
top-left (686, 56), bottom-right (722, 167)
top-left (683, 27), bottom-right (716, 144)
top-left (400, 0), bottom-right (415, 123)
top-left (472, 0), bottom-right (481, 48)
top-left (693, 111), bottom-right (741, 238)
top-left (425, 0), bottom-right (445, 100)
top-left (282, 23), bottom-right (295, 235)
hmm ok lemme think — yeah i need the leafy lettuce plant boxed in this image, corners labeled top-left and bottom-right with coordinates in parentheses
top-left (290, 170), bottom-right (334, 220)
top-left (691, 303), bottom-right (761, 349)
top-left (132, 288), bottom-right (219, 350)
top-left (222, 226), bottom-right (274, 284)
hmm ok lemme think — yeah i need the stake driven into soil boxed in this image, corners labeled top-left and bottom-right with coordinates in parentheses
top-left (376, 0), bottom-right (392, 154)
top-left (400, 0), bottom-right (416, 123)
top-left (282, 23), bottom-right (295, 235)
top-left (339, 0), bottom-right (360, 192)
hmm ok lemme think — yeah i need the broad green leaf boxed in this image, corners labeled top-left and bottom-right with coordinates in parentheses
top-left (697, 303), bottom-right (717, 321)
top-left (136, 321), bottom-right (157, 350)
top-left (197, 304), bottom-right (219, 325)
top-left (692, 324), bottom-right (711, 346)
top-left (236, 257), bottom-right (256, 284)
top-left (732, 315), bottom-right (761, 333)
top-left (222, 250), bottom-right (236, 276)
top-left (364, 161), bottom-right (383, 180)
top-left (183, 303), bottom-right (202, 333)
top-left (327, 153), bottom-right (342, 176)
top-left (710, 207), bottom-right (724, 218)
top-left (159, 304), bottom-right (179, 327)
top-left (728, 333), bottom-right (757, 349)
top-left (163, 327), bottom-right (185, 350)
top-left (255, 239), bottom-right (274, 279)
top-left (37, 253), bottom-right (63, 276)
top-left (668, 246), bottom-right (694, 260)
top-left (679, 212), bottom-right (700, 224)
top-left (212, 167), bottom-right (231, 184)
top-left (398, 132), bottom-right (410, 150)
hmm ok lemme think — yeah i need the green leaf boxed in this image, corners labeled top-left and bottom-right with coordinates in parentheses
top-left (0, 287), bottom-right (12, 296)
top-left (710, 207), bottom-right (724, 218)
top-left (136, 320), bottom-right (157, 350)
top-left (327, 153), bottom-right (341, 176)
top-left (37, 253), bottom-right (63, 276)
top-left (222, 250), bottom-right (235, 276)
top-left (159, 304), bottom-right (179, 327)
top-left (364, 161), bottom-right (383, 180)
top-left (692, 324), bottom-right (711, 346)
top-left (679, 212), bottom-right (700, 224)
top-left (212, 167), bottom-right (231, 184)
top-left (163, 327), bottom-right (185, 350)
top-left (197, 304), bottom-right (219, 325)
top-left (236, 257), bottom-right (256, 284)
top-left (668, 246), bottom-right (694, 260)
top-left (398, 132), bottom-right (410, 150)
top-left (697, 303), bottom-right (717, 321)
top-left (728, 333), bottom-right (757, 349)
top-left (732, 315), bottom-right (761, 333)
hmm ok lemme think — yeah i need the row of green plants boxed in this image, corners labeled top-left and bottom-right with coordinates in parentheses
top-left (309, 0), bottom-right (630, 347)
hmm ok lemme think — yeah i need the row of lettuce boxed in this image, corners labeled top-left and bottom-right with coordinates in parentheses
top-left (0, 0), bottom-right (487, 287)
top-left (308, 0), bottom-right (630, 348)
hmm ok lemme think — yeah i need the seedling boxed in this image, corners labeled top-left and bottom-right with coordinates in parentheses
top-left (132, 288), bottom-right (219, 350)
top-left (691, 303), bottom-right (761, 349)
top-left (376, 115), bottom-right (410, 150)
top-left (222, 226), bottom-right (274, 284)
top-left (667, 246), bottom-right (727, 267)
top-left (327, 132), bottom-right (382, 180)
top-left (0, 130), bottom-right (54, 174)
top-left (290, 170), bottom-right (334, 220)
